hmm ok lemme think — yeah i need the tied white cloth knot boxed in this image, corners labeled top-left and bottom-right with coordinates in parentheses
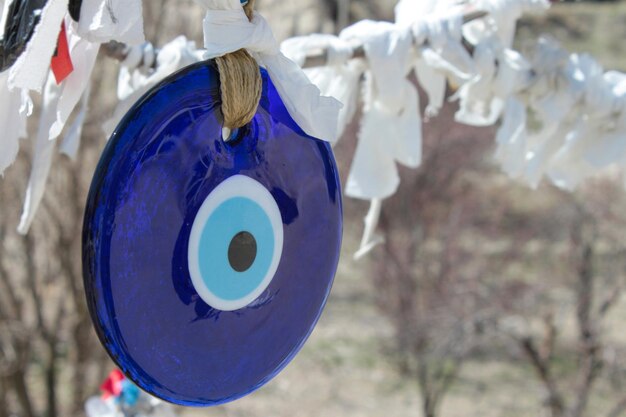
top-left (281, 34), bottom-right (362, 141)
top-left (281, 34), bottom-right (354, 69)
top-left (404, 11), bottom-right (475, 118)
top-left (546, 63), bottom-right (626, 189)
top-left (490, 36), bottom-right (626, 192)
top-left (103, 36), bottom-right (204, 136)
top-left (518, 40), bottom-right (587, 188)
top-left (340, 20), bottom-right (421, 200)
top-left (197, 0), bottom-right (342, 142)
top-left (454, 36), bottom-right (534, 127)
top-left (338, 20), bottom-right (423, 257)
top-left (453, 37), bottom-right (500, 126)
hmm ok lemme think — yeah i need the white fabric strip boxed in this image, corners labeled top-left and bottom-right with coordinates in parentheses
top-left (414, 12), bottom-right (475, 117)
top-left (18, 74), bottom-right (61, 234)
top-left (49, 19), bottom-right (100, 140)
top-left (16, 2), bottom-right (147, 234)
top-left (103, 36), bottom-right (204, 136)
top-left (340, 20), bottom-right (421, 200)
top-left (281, 34), bottom-right (363, 142)
top-left (354, 199), bottom-right (384, 261)
top-left (490, 36), bottom-right (626, 191)
top-left (197, 0), bottom-right (342, 142)
top-left (76, 0), bottom-right (145, 45)
top-left (8, 0), bottom-right (69, 93)
top-left (340, 20), bottom-right (422, 256)
top-left (60, 83), bottom-right (91, 160)
top-left (454, 37), bottom-right (533, 127)
top-left (0, 72), bottom-right (28, 176)
top-left (0, 0), bottom-right (11, 36)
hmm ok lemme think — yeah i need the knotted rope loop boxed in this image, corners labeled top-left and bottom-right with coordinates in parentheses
top-left (215, 0), bottom-right (262, 133)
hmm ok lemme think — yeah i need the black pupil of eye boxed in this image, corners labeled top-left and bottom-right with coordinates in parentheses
top-left (228, 231), bottom-right (257, 272)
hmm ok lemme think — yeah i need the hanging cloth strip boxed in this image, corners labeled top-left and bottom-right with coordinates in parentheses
top-left (354, 12), bottom-right (475, 257)
top-left (340, 20), bottom-right (421, 258)
top-left (398, 8), bottom-right (475, 118)
top-left (544, 58), bottom-right (626, 189)
top-left (75, 0), bottom-right (144, 44)
top-left (8, 0), bottom-right (68, 92)
top-left (0, 71), bottom-right (30, 175)
top-left (197, 0), bottom-right (342, 143)
top-left (280, 34), bottom-right (359, 143)
top-left (489, 36), bottom-right (626, 191)
top-left (282, 10), bottom-right (479, 258)
top-left (547, 76), bottom-right (623, 188)
top-left (340, 20), bottom-right (421, 201)
top-left (453, 35), bottom-right (534, 127)
top-left (18, 72), bottom-right (60, 234)
top-left (14, 0), bottom-right (145, 234)
top-left (103, 36), bottom-right (204, 136)
top-left (0, 0), bottom-right (49, 71)
top-left (16, 16), bottom-right (98, 233)
top-left (495, 37), bottom-right (582, 188)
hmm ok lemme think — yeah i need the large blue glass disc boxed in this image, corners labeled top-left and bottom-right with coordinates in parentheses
top-left (82, 60), bottom-right (343, 406)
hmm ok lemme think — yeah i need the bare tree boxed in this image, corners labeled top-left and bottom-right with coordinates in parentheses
top-left (364, 94), bottom-right (495, 417)
top-left (500, 190), bottom-right (626, 417)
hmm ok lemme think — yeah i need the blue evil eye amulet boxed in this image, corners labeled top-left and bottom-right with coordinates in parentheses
top-left (82, 60), bottom-right (343, 406)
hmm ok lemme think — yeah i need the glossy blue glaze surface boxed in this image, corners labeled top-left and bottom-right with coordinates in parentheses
top-left (82, 61), bottom-right (343, 406)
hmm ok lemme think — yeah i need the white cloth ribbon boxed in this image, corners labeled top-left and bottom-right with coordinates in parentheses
top-left (281, 34), bottom-right (360, 141)
top-left (547, 64), bottom-right (626, 189)
top-left (17, 17), bottom-right (100, 234)
top-left (492, 36), bottom-right (626, 191)
top-left (103, 36), bottom-right (204, 136)
top-left (18, 74), bottom-right (60, 234)
top-left (339, 20), bottom-right (422, 256)
top-left (197, 0), bottom-right (342, 142)
top-left (518, 39), bottom-right (585, 188)
top-left (454, 36), bottom-right (534, 126)
top-left (340, 20), bottom-right (421, 201)
top-left (404, 11), bottom-right (475, 117)
top-left (0, 72), bottom-right (29, 176)
top-left (49, 18), bottom-right (100, 140)
top-left (14, 1), bottom-right (147, 234)
top-left (75, 0), bottom-right (145, 45)
top-left (8, 0), bottom-right (69, 93)
top-left (60, 83), bottom-right (91, 160)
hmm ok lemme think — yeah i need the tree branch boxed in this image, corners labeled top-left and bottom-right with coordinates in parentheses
top-left (518, 336), bottom-right (566, 417)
